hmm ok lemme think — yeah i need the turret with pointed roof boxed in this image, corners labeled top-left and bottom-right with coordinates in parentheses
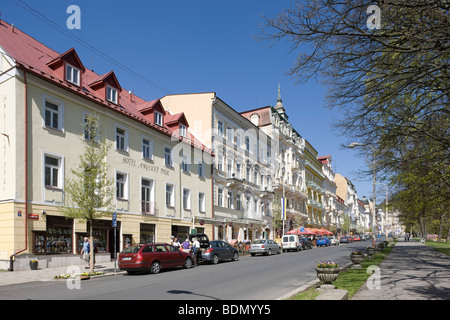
top-left (275, 83), bottom-right (288, 120)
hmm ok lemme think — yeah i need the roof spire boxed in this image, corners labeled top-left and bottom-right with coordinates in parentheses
top-left (275, 83), bottom-right (288, 120)
top-left (277, 83), bottom-right (282, 103)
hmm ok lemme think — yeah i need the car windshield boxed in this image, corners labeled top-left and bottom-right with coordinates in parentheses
top-left (121, 246), bottom-right (142, 253)
top-left (253, 240), bottom-right (266, 244)
top-left (318, 237), bottom-right (325, 240)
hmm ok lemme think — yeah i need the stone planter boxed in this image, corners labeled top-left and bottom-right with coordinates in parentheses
top-left (315, 267), bottom-right (340, 285)
top-left (350, 254), bottom-right (364, 268)
top-left (29, 261), bottom-right (38, 270)
top-left (366, 247), bottom-right (376, 258)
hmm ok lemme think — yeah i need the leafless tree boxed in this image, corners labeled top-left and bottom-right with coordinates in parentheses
top-left (260, 0), bottom-right (449, 171)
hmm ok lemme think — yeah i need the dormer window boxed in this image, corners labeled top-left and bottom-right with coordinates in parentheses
top-left (155, 111), bottom-right (163, 126)
top-left (66, 63), bottom-right (80, 86)
top-left (107, 85), bottom-right (118, 104)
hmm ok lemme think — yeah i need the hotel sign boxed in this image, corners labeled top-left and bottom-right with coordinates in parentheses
top-left (122, 157), bottom-right (170, 176)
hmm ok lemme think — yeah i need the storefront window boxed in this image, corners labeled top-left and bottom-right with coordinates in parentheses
top-left (172, 226), bottom-right (190, 242)
top-left (140, 223), bottom-right (155, 244)
top-left (34, 216), bottom-right (73, 254)
top-left (93, 228), bottom-right (107, 252)
top-left (33, 232), bottom-right (46, 254)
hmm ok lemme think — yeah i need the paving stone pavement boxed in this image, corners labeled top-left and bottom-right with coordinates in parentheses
top-left (352, 240), bottom-right (450, 300)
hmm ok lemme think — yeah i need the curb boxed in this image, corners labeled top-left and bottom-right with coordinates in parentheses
top-left (276, 279), bottom-right (321, 300)
top-left (276, 262), bottom-right (353, 300)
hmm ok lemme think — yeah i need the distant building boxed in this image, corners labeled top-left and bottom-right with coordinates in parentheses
top-left (161, 93), bottom-right (274, 241)
top-left (240, 86), bottom-right (309, 235)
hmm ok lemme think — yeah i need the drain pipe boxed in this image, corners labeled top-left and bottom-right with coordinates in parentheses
top-left (9, 68), bottom-right (28, 271)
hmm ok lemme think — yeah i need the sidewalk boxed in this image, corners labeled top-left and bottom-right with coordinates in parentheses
top-left (352, 239), bottom-right (450, 300)
top-left (0, 261), bottom-right (124, 287)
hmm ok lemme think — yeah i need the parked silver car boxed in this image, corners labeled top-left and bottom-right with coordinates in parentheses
top-left (249, 239), bottom-right (281, 256)
top-left (328, 236), bottom-right (340, 246)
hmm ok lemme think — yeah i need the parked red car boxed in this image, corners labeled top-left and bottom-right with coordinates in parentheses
top-left (118, 243), bottom-right (193, 274)
top-left (353, 235), bottom-right (361, 241)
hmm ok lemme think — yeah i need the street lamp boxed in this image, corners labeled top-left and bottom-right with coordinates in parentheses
top-left (376, 182), bottom-right (389, 239)
top-left (347, 142), bottom-right (377, 248)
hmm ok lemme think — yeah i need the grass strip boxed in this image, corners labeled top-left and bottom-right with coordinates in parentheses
top-left (288, 243), bottom-right (395, 300)
top-left (422, 240), bottom-right (450, 256)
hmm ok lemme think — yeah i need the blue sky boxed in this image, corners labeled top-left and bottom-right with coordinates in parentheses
top-left (1, 0), bottom-right (383, 200)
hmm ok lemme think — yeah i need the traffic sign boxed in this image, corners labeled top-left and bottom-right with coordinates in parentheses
top-left (112, 211), bottom-right (117, 228)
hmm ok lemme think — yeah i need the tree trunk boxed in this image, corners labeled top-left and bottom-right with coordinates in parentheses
top-left (437, 213), bottom-right (445, 243)
top-left (89, 222), bottom-right (95, 275)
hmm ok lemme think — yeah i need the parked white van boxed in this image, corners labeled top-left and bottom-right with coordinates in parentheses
top-left (281, 235), bottom-right (302, 252)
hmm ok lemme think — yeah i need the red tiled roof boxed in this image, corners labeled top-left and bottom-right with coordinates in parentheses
top-left (240, 106), bottom-right (272, 127)
top-left (0, 21), bottom-right (211, 154)
top-left (318, 155), bottom-right (331, 164)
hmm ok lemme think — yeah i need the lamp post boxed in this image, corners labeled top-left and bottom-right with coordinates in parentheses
top-left (348, 142), bottom-right (376, 248)
top-left (376, 182), bottom-right (389, 239)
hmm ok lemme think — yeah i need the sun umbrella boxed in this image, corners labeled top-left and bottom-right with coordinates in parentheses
top-left (319, 228), bottom-right (333, 235)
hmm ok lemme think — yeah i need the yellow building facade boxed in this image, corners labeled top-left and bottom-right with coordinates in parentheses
top-left (0, 22), bottom-right (212, 269)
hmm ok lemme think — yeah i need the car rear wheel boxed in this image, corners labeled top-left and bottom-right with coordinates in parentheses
top-left (212, 254), bottom-right (219, 264)
top-left (149, 261), bottom-right (161, 274)
top-left (184, 257), bottom-right (193, 269)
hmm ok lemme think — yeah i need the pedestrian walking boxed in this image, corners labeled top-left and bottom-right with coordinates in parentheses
top-left (192, 237), bottom-right (200, 266)
top-left (81, 237), bottom-right (91, 269)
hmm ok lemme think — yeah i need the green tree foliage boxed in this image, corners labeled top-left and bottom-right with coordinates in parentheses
top-left (60, 114), bottom-right (114, 273)
top-left (261, 1), bottom-right (449, 239)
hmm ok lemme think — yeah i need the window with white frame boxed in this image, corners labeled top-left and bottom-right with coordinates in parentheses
top-left (142, 137), bottom-right (153, 160)
top-left (66, 63), bottom-right (80, 86)
top-left (199, 192), bottom-right (205, 213)
top-left (217, 120), bottom-right (223, 136)
top-left (155, 111), bottom-right (163, 126)
top-left (217, 188), bottom-right (224, 207)
top-left (141, 178), bottom-right (154, 214)
top-left (236, 163), bottom-right (241, 179)
top-left (44, 155), bottom-right (61, 188)
top-left (165, 146), bottom-right (173, 167)
top-left (116, 172), bottom-right (128, 199)
top-left (107, 85), bottom-right (118, 104)
top-left (227, 191), bottom-right (233, 209)
top-left (227, 127), bottom-right (233, 141)
top-left (166, 184), bottom-right (175, 207)
top-left (198, 161), bottom-right (204, 178)
top-left (183, 188), bottom-right (191, 210)
top-left (227, 160), bottom-right (233, 178)
top-left (115, 125), bottom-right (128, 152)
top-left (179, 124), bottom-right (186, 137)
top-left (182, 152), bottom-right (190, 173)
top-left (217, 154), bottom-right (223, 172)
top-left (236, 133), bottom-right (241, 148)
top-left (245, 136), bottom-right (250, 152)
top-left (236, 194), bottom-right (242, 211)
top-left (44, 98), bottom-right (63, 131)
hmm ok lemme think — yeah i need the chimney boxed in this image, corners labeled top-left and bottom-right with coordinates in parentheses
top-left (129, 90), bottom-right (133, 102)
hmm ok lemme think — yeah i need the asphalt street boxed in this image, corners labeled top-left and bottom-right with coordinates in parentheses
top-left (0, 241), bottom-right (369, 300)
